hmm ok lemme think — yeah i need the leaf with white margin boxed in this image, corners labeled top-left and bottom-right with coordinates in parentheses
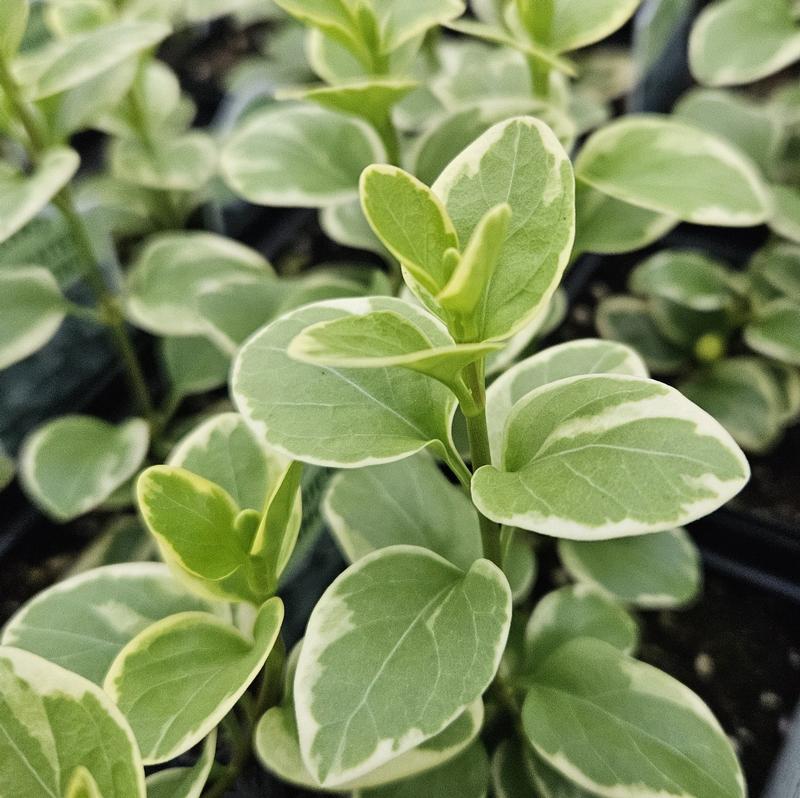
top-left (294, 545), bottom-right (511, 787)
top-left (126, 232), bottom-right (272, 336)
top-left (14, 20), bottom-right (170, 99)
top-left (288, 308), bottom-right (501, 390)
top-left (20, 415), bottom-right (149, 522)
top-left (747, 241), bottom-right (800, 307)
top-left (0, 0), bottom-right (28, 59)
top-left (0, 646), bottom-right (145, 797)
top-left (320, 197), bottom-right (387, 257)
top-left (110, 132), bottom-right (217, 192)
top-left (65, 765), bottom-right (103, 798)
top-left (575, 115), bottom-right (771, 226)
top-left (522, 638), bottom-right (745, 798)
top-left (145, 729), bottom-right (216, 798)
top-left (168, 412), bottom-right (286, 511)
top-left (680, 357), bottom-right (785, 453)
top-left (486, 339), bottom-right (648, 462)
top-left (161, 335), bottom-right (229, 399)
top-left (368, 0), bottom-right (466, 52)
top-left (0, 266), bottom-right (67, 369)
top-left (0, 148), bottom-right (80, 244)
top-left (472, 374), bottom-right (749, 540)
top-left (770, 184), bottom-right (800, 244)
top-left (744, 300), bottom-right (800, 366)
top-left (1, 562), bottom-right (220, 685)
top-left (232, 298), bottom-right (458, 468)
top-left (523, 584), bottom-right (638, 672)
top-left (558, 528), bottom-right (701, 609)
top-left (353, 741), bottom-right (490, 798)
top-left (689, 0), bottom-right (800, 87)
top-left (573, 181), bottom-right (677, 256)
top-left (323, 452), bottom-right (482, 570)
top-left (431, 116), bottom-right (575, 341)
top-left (763, 360), bottom-right (800, 423)
top-left (596, 296), bottom-right (689, 374)
top-left (221, 104), bottom-right (385, 208)
top-left (105, 598), bottom-right (283, 764)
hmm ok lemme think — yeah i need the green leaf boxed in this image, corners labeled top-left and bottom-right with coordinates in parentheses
top-left (232, 298), bottom-right (458, 467)
top-left (596, 296), bottom-right (689, 373)
top-left (432, 115), bottom-right (575, 340)
top-left (323, 452), bottom-right (482, 570)
top-left (747, 241), bottom-right (800, 306)
top-left (126, 232), bottom-right (272, 336)
top-left (1, 562), bottom-right (219, 685)
top-left (104, 598), bottom-right (283, 764)
top-left (744, 299), bottom-right (800, 366)
top-left (15, 20), bottom-right (170, 99)
top-left (369, 0), bottom-right (466, 52)
top-left (0, 647), bottom-right (145, 798)
top-left (65, 766), bottom-right (103, 798)
top-left (770, 184), bottom-right (800, 244)
top-left (294, 545), bottom-right (511, 786)
top-left (558, 528), bottom-right (701, 609)
top-left (144, 729), bottom-right (216, 798)
top-left (575, 115), bottom-right (771, 226)
top-left (288, 307), bottom-right (500, 392)
top-left (522, 638), bottom-right (745, 798)
top-left (110, 132), bottom-right (216, 192)
top-left (0, 266), bottom-right (67, 369)
top-left (360, 164), bottom-right (459, 294)
top-left (161, 335), bottom-right (230, 399)
top-left (486, 339), bottom-right (648, 462)
top-left (0, 0), bottom-right (29, 60)
top-left (0, 443), bottom-right (14, 492)
top-left (574, 181), bottom-right (677, 256)
top-left (354, 741), bottom-right (490, 798)
top-left (472, 374), bottom-right (750, 539)
top-left (524, 585), bottom-right (638, 672)
top-left (689, 0), bottom-right (800, 87)
top-left (320, 197), bottom-right (387, 256)
top-left (680, 357), bottom-right (786, 452)
top-left (44, 0), bottom-right (114, 37)
top-left (0, 148), bottom-right (80, 244)
top-left (763, 359), bottom-right (800, 423)
top-left (168, 412), bottom-right (286, 511)
top-left (221, 104), bottom-right (385, 207)
top-left (20, 415), bottom-right (149, 522)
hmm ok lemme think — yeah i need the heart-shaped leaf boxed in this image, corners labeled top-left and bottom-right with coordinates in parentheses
top-left (294, 545), bottom-right (511, 786)
top-left (472, 374), bottom-right (749, 539)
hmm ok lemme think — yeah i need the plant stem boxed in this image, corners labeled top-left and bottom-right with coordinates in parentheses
top-left (528, 56), bottom-right (551, 99)
top-left (462, 361), bottom-right (503, 567)
top-left (373, 112), bottom-right (401, 167)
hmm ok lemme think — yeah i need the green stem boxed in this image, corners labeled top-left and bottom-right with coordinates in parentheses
top-left (528, 55), bottom-right (551, 99)
top-left (462, 361), bottom-right (503, 567)
top-left (0, 58), bottom-right (47, 153)
top-left (373, 112), bottom-right (401, 167)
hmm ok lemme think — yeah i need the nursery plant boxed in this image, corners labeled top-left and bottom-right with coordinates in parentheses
top-left (2, 115), bottom-right (755, 797)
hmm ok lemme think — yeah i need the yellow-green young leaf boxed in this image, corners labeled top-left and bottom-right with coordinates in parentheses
top-left (137, 465), bottom-right (246, 582)
top-left (232, 298), bottom-right (459, 467)
top-left (1, 562), bottom-right (219, 684)
top-left (360, 164), bottom-right (459, 294)
top-left (288, 307), bottom-right (500, 391)
top-left (596, 295), bottom-right (690, 374)
top-left (432, 116), bottom-right (575, 341)
top-left (0, 266), bottom-right (67, 369)
top-left (110, 132), bottom-right (216, 192)
top-left (523, 585), bottom-right (638, 673)
top-left (353, 741), bottom-right (490, 798)
top-left (168, 412), bottom-right (287, 511)
top-left (0, 0), bottom-right (28, 59)
top-left (104, 598), bottom-right (283, 764)
top-left (126, 232), bottom-right (272, 336)
top-left (486, 339), bottom-right (648, 462)
top-left (680, 357), bottom-right (787, 453)
top-left (20, 416), bottom-right (149, 522)
top-left (0, 647), bottom-right (145, 798)
top-left (221, 105), bottom-right (385, 208)
top-left (145, 729), bottom-right (216, 798)
top-left (558, 528), bottom-right (701, 609)
top-left (744, 299), bottom-right (800, 366)
top-left (514, 0), bottom-right (642, 53)
top-left (437, 202), bottom-right (511, 317)
top-left (65, 766), bottom-right (103, 798)
top-left (689, 0), bottom-right (800, 87)
top-left (294, 546), bottom-right (511, 787)
top-left (0, 148), bottom-right (80, 244)
top-left (574, 180), bottom-right (677, 256)
top-left (160, 335), bottom-right (229, 399)
top-left (522, 638), bottom-right (745, 798)
top-left (576, 115), bottom-right (771, 226)
top-left (472, 374), bottom-right (749, 540)
top-left (15, 20), bottom-right (170, 99)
